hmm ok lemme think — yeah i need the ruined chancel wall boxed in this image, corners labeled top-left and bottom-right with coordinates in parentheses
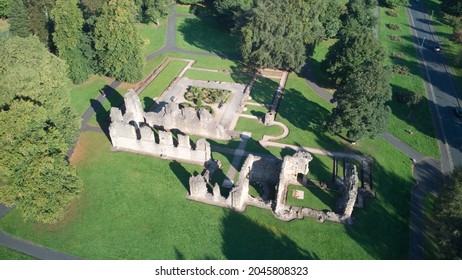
top-left (108, 90), bottom-right (212, 165)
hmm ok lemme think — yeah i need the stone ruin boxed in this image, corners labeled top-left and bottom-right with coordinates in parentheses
top-left (108, 90), bottom-right (212, 165)
top-left (188, 151), bottom-right (361, 224)
top-left (145, 100), bottom-right (230, 141)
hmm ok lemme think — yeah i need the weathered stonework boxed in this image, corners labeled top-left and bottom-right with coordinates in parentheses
top-left (108, 90), bottom-right (212, 165)
top-left (145, 102), bottom-right (231, 140)
top-left (188, 151), bottom-right (362, 224)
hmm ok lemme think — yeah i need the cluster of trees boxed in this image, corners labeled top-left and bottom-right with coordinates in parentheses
top-left (323, 0), bottom-right (392, 142)
top-left (0, 36), bottom-right (82, 223)
top-left (6, 0), bottom-right (173, 83)
top-left (441, 0), bottom-right (462, 17)
top-left (434, 167), bottom-right (462, 259)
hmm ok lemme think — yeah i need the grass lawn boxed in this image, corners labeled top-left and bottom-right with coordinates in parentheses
top-left (379, 5), bottom-right (439, 158)
top-left (139, 60), bottom-right (189, 109)
top-left (286, 185), bottom-right (337, 211)
top-left (0, 246), bottom-right (34, 260)
top-left (424, 0), bottom-right (462, 91)
top-left (309, 39), bottom-right (336, 90)
top-left (69, 76), bottom-right (110, 118)
top-left (137, 20), bottom-right (167, 57)
top-left (250, 77), bottom-right (280, 105)
top-left (0, 19), bottom-right (9, 34)
top-left (423, 193), bottom-right (440, 259)
top-left (234, 117), bottom-right (284, 140)
top-left (176, 4), bottom-right (192, 15)
top-left (0, 131), bottom-right (413, 259)
top-left (176, 17), bottom-right (239, 55)
top-left (243, 105), bottom-right (267, 118)
top-left (184, 69), bottom-right (251, 84)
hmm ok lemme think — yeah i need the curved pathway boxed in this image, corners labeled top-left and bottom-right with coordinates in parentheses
top-left (2, 4), bottom-right (229, 261)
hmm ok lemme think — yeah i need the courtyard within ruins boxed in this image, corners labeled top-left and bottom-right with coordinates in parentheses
top-left (108, 57), bottom-right (375, 224)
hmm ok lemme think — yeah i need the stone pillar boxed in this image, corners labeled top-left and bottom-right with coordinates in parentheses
top-left (124, 90), bottom-right (144, 124)
top-left (177, 134), bottom-right (191, 149)
top-left (196, 138), bottom-right (211, 161)
top-left (158, 131), bottom-right (174, 146)
top-left (189, 175), bottom-right (208, 198)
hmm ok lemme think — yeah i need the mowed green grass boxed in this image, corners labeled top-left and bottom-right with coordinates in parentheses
top-left (379, 6), bottom-right (439, 158)
top-left (0, 246), bottom-right (34, 260)
top-left (234, 117), bottom-right (284, 140)
top-left (250, 77), bottom-right (279, 105)
top-left (424, 0), bottom-right (462, 91)
top-left (286, 185), bottom-right (336, 211)
top-left (243, 104), bottom-right (267, 118)
top-left (69, 76), bottom-right (109, 118)
top-left (184, 69), bottom-right (251, 84)
top-left (176, 17), bottom-right (239, 55)
top-left (139, 60), bottom-right (189, 109)
top-left (137, 20), bottom-right (167, 57)
top-left (0, 131), bottom-right (412, 259)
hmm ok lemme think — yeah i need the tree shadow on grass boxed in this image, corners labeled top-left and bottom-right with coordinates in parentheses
top-left (250, 77), bottom-right (280, 105)
top-left (276, 87), bottom-right (344, 152)
top-left (177, 16), bottom-right (240, 58)
top-left (345, 160), bottom-right (413, 259)
top-left (220, 210), bottom-right (319, 260)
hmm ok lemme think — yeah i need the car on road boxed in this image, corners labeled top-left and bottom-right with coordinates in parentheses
top-left (434, 44), bottom-right (441, 52)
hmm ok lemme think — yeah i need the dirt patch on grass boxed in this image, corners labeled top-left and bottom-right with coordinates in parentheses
top-left (70, 134), bottom-right (91, 165)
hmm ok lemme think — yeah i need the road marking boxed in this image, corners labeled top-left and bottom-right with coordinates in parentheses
top-left (406, 7), bottom-right (454, 172)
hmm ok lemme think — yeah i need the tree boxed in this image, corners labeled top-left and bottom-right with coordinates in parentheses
top-left (213, 0), bottom-right (253, 28)
top-left (383, 0), bottom-right (408, 8)
top-left (139, 0), bottom-right (173, 24)
top-left (326, 62), bottom-right (391, 141)
top-left (323, 32), bottom-right (385, 86)
top-left (239, 0), bottom-right (325, 72)
top-left (344, 0), bottom-right (377, 30)
top-left (0, 0), bottom-right (8, 18)
top-left (321, 0), bottom-right (343, 39)
top-left (0, 36), bottom-right (81, 223)
top-left (7, 0), bottom-right (30, 37)
top-left (177, 0), bottom-right (202, 4)
top-left (434, 166), bottom-right (462, 259)
top-left (51, 0), bottom-right (92, 84)
top-left (27, 0), bottom-right (55, 46)
top-left (441, 0), bottom-right (462, 17)
top-left (94, 0), bottom-right (144, 83)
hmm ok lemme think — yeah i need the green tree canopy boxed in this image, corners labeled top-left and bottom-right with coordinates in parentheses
top-left (435, 166), bottom-right (462, 259)
top-left (138, 0), bottom-right (173, 24)
top-left (323, 31), bottom-right (385, 86)
top-left (7, 0), bottom-right (30, 37)
top-left (0, 36), bottom-right (81, 223)
top-left (0, 0), bottom-right (9, 18)
top-left (326, 62), bottom-right (391, 141)
top-left (239, 0), bottom-right (325, 72)
top-left (441, 0), bottom-right (462, 17)
top-left (383, 0), bottom-right (408, 8)
top-left (321, 0), bottom-right (343, 39)
top-left (51, 0), bottom-right (92, 84)
top-left (344, 0), bottom-right (377, 30)
top-left (213, 0), bottom-right (253, 28)
top-left (94, 0), bottom-right (144, 83)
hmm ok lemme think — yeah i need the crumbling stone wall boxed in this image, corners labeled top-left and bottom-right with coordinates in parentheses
top-left (108, 90), bottom-right (211, 165)
top-left (145, 102), bottom-right (230, 140)
top-left (337, 163), bottom-right (359, 221)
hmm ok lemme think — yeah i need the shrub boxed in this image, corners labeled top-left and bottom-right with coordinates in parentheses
top-left (386, 10), bottom-right (398, 17)
top-left (392, 64), bottom-right (410, 75)
top-left (453, 30), bottom-right (462, 44)
top-left (391, 51), bottom-right (405, 60)
top-left (389, 35), bottom-right (402, 42)
top-left (387, 23), bottom-right (401, 31)
top-left (395, 91), bottom-right (423, 107)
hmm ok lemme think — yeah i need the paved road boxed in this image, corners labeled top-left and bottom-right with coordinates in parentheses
top-left (407, 2), bottom-right (462, 173)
